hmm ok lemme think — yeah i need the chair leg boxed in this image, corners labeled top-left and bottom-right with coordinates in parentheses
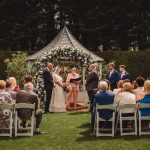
top-left (96, 113), bottom-right (99, 137)
top-left (115, 113), bottom-right (119, 134)
top-left (135, 114), bottom-right (137, 135)
top-left (10, 112), bottom-right (13, 138)
top-left (120, 113), bottom-right (123, 136)
top-left (139, 114), bottom-right (141, 136)
top-left (31, 113), bottom-right (34, 136)
top-left (15, 111), bottom-right (18, 137)
top-left (112, 114), bottom-right (115, 137)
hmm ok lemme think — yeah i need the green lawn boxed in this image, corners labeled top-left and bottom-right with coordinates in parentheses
top-left (1, 111), bottom-right (150, 150)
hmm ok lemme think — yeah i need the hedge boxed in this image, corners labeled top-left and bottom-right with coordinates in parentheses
top-left (0, 51), bottom-right (150, 81)
top-left (95, 51), bottom-right (150, 80)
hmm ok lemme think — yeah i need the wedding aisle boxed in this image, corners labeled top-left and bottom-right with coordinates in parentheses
top-left (0, 111), bottom-right (150, 150)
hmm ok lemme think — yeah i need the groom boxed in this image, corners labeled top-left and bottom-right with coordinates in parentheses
top-left (43, 63), bottom-right (54, 113)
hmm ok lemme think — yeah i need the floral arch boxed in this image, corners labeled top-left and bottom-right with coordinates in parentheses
top-left (32, 47), bottom-right (101, 106)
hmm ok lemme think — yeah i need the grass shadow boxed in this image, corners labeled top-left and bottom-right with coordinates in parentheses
top-left (68, 111), bottom-right (89, 115)
top-left (77, 123), bottom-right (91, 129)
top-left (76, 123), bottom-right (150, 142)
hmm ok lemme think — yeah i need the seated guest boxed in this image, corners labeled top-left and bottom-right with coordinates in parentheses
top-left (134, 77), bottom-right (145, 102)
top-left (5, 79), bottom-right (17, 100)
top-left (91, 81), bottom-right (115, 131)
top-left (104, 79), bottom-right (113, 94)
top-left (0, 80), bottom-right (13, 128)
top-left (140, 80), bottom-right (150, 116)
top-left (0, 80), bottom-right (13, 102)
top-left (8, 77), bottom-right (20, 92)
top-left (24, 75), bottom-right (38, 94)
top-left (134, 76), bottom-right (145, 97)
top-left (16, 83), bottom-right (44, 134)
top-left (113, 80), bottom-right (124, 95)
top-left (132, 80), bottom-right (138, 90)
top-left (119, 65), bottom-right (130, 81)
top-left (115, 82), bottom-right (136, 111)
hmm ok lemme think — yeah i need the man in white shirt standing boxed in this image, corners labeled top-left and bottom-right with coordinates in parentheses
top-left (119, 65), bottom-right (130, 81)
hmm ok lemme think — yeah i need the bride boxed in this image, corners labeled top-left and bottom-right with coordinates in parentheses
top-left (49, 67), bottom-right (66, 112)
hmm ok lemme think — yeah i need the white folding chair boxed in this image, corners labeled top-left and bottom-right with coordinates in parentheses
top-left (138, 103), bottom-right (150, 136)
top-left (115, 104), bottom-right (137, 136)
top-left (0, 103), bottom-right (14, 138)
top-left (95, 104), bottom-right (116, 137)
top-left (15, 103), bottom-right (35, 137)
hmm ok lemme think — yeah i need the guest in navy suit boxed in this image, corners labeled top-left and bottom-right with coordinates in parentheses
top-left (91, 81), bottom-right (115, 131)
top-left (106, 63), bottom-right (119, 90)
top-left (119, 65), bottom-right (130, 81)
top-left (43, 63), bottom-right (54, 113)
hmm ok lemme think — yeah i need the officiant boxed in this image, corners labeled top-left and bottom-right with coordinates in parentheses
top-left (66, 68), bottom-right (81, 109)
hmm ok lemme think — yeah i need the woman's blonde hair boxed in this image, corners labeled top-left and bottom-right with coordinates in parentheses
top-left (0, 80), bottom-right (6, 89)
top-left (144, 80), bottom-right (150, 95)
top-left (122, 82), bottom-right (132, 92)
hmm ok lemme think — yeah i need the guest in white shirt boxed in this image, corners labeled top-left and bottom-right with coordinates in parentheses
top-left (115, 82), bottom-right (136, 112)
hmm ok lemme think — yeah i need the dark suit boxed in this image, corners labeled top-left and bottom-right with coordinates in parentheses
top-left (16, 90), bottom-right (42, 128)
top-left (106, 70), bottom-right (119, 90)
top-left (43, 68), bottom-right (54, 112)
top-left (119, 71), bottom-right (130, 80)
top-left (86, 72), bottom-right (99, 112)
top-left (91, 91), bottom-right (115, 130)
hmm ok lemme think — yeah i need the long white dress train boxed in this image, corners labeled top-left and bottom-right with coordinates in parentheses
top-left (49, 73), bottom-right (66, 112)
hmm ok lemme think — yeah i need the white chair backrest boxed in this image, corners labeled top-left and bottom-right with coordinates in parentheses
top-left (0, 103), bottom-right (14, 110)
top-left (139, 103), bottom-right (150, 109)
top-left (96, 104), bottom-right (115, 110)
top-left (15, 103), bottom-right (35, 110)
top-left (119, 104), bottom-right (137, 113)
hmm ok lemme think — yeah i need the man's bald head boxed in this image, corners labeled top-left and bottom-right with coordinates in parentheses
top-left (47, 63), bottom-right (53, 71)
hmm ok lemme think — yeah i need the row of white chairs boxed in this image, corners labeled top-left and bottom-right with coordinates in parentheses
top-left (95, 103), bottom-right (150, 137)
top-left (0, 103), bottom-right (35, 138)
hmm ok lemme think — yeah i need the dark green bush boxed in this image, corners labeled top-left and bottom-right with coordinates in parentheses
top-left (0, 51), bottom-right (150, 81)
top-left (95, 51), bottom-right (150, 80)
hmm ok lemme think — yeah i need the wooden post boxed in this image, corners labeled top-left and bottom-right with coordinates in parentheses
top-left (99, 62), bottom-right (102, 80)
top-left (82, 66), bottom-right (86, 106)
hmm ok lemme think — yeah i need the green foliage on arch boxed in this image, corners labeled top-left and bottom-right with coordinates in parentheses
top-left (32, 47), bottom-right (94, 106)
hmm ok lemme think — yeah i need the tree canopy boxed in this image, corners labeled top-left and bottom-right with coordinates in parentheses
top-left (0, 0), bottom-right (150, 51)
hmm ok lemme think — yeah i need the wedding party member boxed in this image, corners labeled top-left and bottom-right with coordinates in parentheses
top-left (118, 65), bottom-right (130, 80)
top-left (85, 64), bottom-right (99, 113)
top-left (7, 77), bottom-right (20, 92)
top-left (139, 80), bottom-right (150, 116)
top-left (43, 63), bottom-right (54, 113)
top-left (106, 62), bottom-right (119, 91)
top-left (66, 68), bottom-right (81, 109)
top-left (91, 81), bottom-right (115, 131)
top-left (49, 67), bottom-right (66, 112)
top-left (16, 83), bottom-right (44, 134)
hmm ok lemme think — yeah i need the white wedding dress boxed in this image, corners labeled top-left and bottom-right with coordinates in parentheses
top-left (49, 73), bottom-right (66, 112)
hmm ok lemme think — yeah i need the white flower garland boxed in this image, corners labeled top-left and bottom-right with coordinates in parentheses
top-left (32, 47), bottom-right (94, 106)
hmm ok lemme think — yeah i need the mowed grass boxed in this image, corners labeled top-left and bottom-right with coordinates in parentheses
top-left (1, 111), bottom-right (150, 150)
